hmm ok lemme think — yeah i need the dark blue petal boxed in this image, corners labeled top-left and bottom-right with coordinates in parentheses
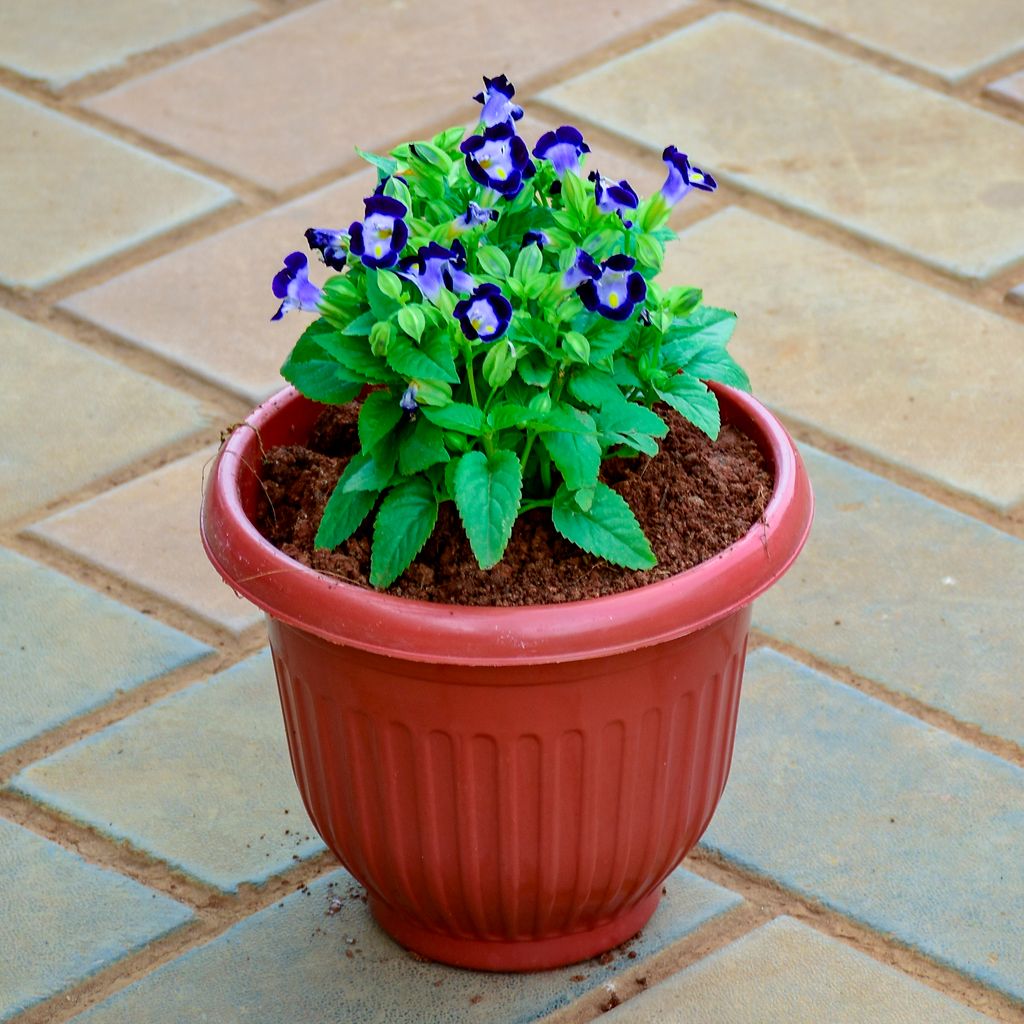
top-left (364, 194), bottom-right (408, 219)
top-left (607, 181), bottom-right (639, 208)
top-left (605, 254), bottom-right (636, 272)
top-left (577, 279), bottom-right (598, 312)
top-left (626, 272), bottom-right (647, 303)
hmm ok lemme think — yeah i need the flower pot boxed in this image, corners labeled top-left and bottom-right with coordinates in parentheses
top-left (201, 383), bottom-right (812, 971)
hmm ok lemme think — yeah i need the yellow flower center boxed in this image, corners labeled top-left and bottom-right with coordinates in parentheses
top-left (609, 292), bottom-right (620, 308)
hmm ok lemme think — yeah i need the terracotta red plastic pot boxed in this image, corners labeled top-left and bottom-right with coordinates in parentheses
top-left (201, 383), bottom-right (812, 971)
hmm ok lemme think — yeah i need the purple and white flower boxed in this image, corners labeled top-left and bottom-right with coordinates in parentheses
top-left (532, 126), bottom-right (590, 177)
top-left (577, 254), bottom-right (646, 322)
top-left (271, 252), bottom-right (322, 320)
top-left (588, 170), bottom-right (639, 226)
top-left (398, 240), bottom-right (475, 300)
top-left (451, 201), bottom-right (500, 233)
top-left (348, 195), bottom-right (409, 269)
top-left (400, 384), bottom-right (419, 411)
top-left (461, 122), bottom-right (534, 198)
top-left (473, 74), bottom-right (524, 128)
top-left (304, 228), bottom-right (348, 271)
top-left (659, 146), bottom-right (717, 207)
top-left (453, 283), bottom-right (513, 342)
top-left (561, 248), bottom-right (600, 290)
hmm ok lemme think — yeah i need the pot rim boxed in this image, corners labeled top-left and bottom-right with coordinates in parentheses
top-left (201, 383), bottom-right (813, 665)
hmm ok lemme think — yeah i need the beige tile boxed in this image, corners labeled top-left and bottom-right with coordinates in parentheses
top-left (29, 448), bottom-right (262, 634)
top-left (0, 0), bottom-right (256, 87)
top-left (749, 0), bottom-right (1024, 81)
top-left (0, 310), bottom-right (208, 521)
top-left (663, 207), bottom-right (1024, 508)
top-left (63, 170), bottom-right (375, 404)
top-left (0, 89), bottom-right (232, 288)
top-left (986, 68), bottom-right (1024, 109)
top-left (541, 13), bottom-right (1024, 281)
top-left (85, 0), bottom-right (693, 192)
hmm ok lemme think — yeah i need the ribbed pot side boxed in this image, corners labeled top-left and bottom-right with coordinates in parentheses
top-left (201, 384), bottom-right (813, 971)
top-left (267, 607), bottom-right (749, 970)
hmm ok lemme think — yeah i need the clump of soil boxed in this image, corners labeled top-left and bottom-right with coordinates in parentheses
top-left (253, 401), bottom-right (772, 606)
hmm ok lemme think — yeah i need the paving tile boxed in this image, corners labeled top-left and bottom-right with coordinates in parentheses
top-left (69, 867), bottom-right (740, 1024)
top-left (662, 207), bottom-right (1024, 508)
top-left (0, 548), bottom-right (211, 754)
top-left (748, 0), bottom-right (1024, 82)
top-left (755, 446), bottom-right (1024, 747)
top-left (1009, 282), bottom-right (1024, 306)
top-left (0, 816), bottom-right (192, 1023)
top-left (986, 69), bottom-right (1024, 109)
top-left (30, 448), bottom-right (263, 634)
top-left (0, 89), bottom-right (232, 288)
top-left (603, 916), bottom-right (995, 1023)
top-left (542, 13), bottom-right (1024, 281)
top-left (86, 0), bottom-right (694, 192)
top-left (701, 649), bottom-right (1024, 1002)
top-left (63, 170), bottom-right (376, 403)
top-left (11, 652), bottom-right (326, 892)
top-left (0, 310), bottom-right (208, 522)
top-left (0, 0), bottom-right (256, 87)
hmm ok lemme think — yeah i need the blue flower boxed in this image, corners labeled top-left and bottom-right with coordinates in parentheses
top-left (561, 248), bottom-right (600, 290)
top-left (348, 195), bottom-right (409, 269)
top-left (451, 201), bottom-right (500, 233)
top-left (533, 126), bottom-right (590, 177)
top-left (398, 240), bottom-right (475, 300)
top-left (400, 384), bottom-right (419, 411)
top-left (659, 146), bottom-right (717, 207)
top-left (453, 283), bottom-right (513, 342)
top-left (577, 254), bottom-right (647, 321)
top-left (304, 228), bottom-right (347, 271)
top-left (588, 170), bottom-right (639, 226)
top-left (522, 230), bottom-right (549, 248)
top-left (473, 74), bottom-right (524, 128)
top-left (461, 122), bottom-right (534, 198)
top-left (271, 252), bottom-right (322, 320)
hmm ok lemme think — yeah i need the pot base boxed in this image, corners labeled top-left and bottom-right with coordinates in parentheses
top-left (369, 888), bottom-right (662, 972)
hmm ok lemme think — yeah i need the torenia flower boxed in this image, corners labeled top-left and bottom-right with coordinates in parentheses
top-left (271, 252), bottom-right (322, 321)
top-left (561, 248), bottom-right (600, 290)
top-left (348, 195), bottom-right (409, 269)
top-left (577, 254), bottom-right (647, 322)
top-left (461, 122), bottom-right (534, 198)
top-left (473, 74), bottom-right (524, 128)
top-left (588, 170), bottom-right (639, 226)
top-left (398, 241), bottom-right (475, 300)
top-left (453, 283), bottom-right (513, 342)
top-left (532, 126), bottom-right (590, 177)
top-left (522, 230), bottom-right (549, 249)
top-left (304, 228), bottom-right (348, 271)
top-left (450, 201), bottom-right (499, 234)
top-left (659, 146), bottom-right (717, 207)
top-left (400, 384), bottom-right (419, 412)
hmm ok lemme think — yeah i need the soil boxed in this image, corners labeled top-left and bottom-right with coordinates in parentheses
top-left (254, 401), bottom-right (772, 606)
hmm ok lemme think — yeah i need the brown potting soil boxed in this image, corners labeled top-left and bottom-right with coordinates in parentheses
top-left (254, 401), bottom-right (772, 606)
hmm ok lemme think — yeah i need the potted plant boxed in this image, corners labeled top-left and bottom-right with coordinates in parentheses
top-left (201, 74), bottom-right (812, 971)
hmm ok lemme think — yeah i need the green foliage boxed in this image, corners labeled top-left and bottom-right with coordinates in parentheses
top-left (276, 90), bottom-right (741, 587)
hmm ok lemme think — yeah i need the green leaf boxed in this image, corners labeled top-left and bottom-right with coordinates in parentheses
top-left (358, 390), bottom-right (403, 451)
top-left (562, 330), bottom-right (590, 365)
top-left (539, 407), bottom-right (600, 491)
top-left (411, 379), bottom-right (453, 407)
top-left (552, 483), bottom-right (656, 570)
top-left (364, 269), bottom-right (400, 320)
top-left (663, 305), bottom-right (737, 352)
top-left (477, 245), bottom-right (511, 278)
top-left (421, 402), bottom-right (486, 435)
top-left (341, 311), bottom-right (378, 336)
top-left (369, 477), bottom-right (439, 588)
top-left (376, 269), bottom-right (404, 301)
top-left (387, 333), bottom-right (459, 383)
top-left (567, 367), bottom-right (625, 408)
top-left (397, 304), bottom-right (426, 341)
top-left (482, 341), bottom-right (515, 388)
top-left (676, 347), bottom-right (751, 391)
top-left (398, 416), bottom-right (449, 475)
top-left (432, 125), bottom-right (466, 152)
top-left (655, 375), bottom-right (721, 439)
top-left (666, 286), bottom-right (702, 317)
top-left (635, 233), bottom-right (663, 271)
top-left (343, 437), bottom-right (398, 492)
top-left (595, 401), bottom-right (667, 456)
top-left (487, 404), bottom-right (543, 431)
top-left (355, 146), bottom-right (398, 176)
top-left (383, 174), bottom-right (414, 210)
top-left (452, 450), bottom-right (523, 569)
top-left (280, 323), bottom-right (363, 404)
top-left (560, 169), bottom-right (588, 218)
top-left (586, 317), bottom-right (634, 361)
top-left (314, 480), bottom-right (377, 549)
top-left (409, 141), bottom-right (452, 172)
top-left (315, 328), bottom-right (393, 383)
top-left (517, 350), bottom-right (554, 388)
top-left (513, 242), bottom-right (543, 282)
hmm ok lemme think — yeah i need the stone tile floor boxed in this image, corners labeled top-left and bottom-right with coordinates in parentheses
top-left (0, 1), bottom-right (1021, 1022)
